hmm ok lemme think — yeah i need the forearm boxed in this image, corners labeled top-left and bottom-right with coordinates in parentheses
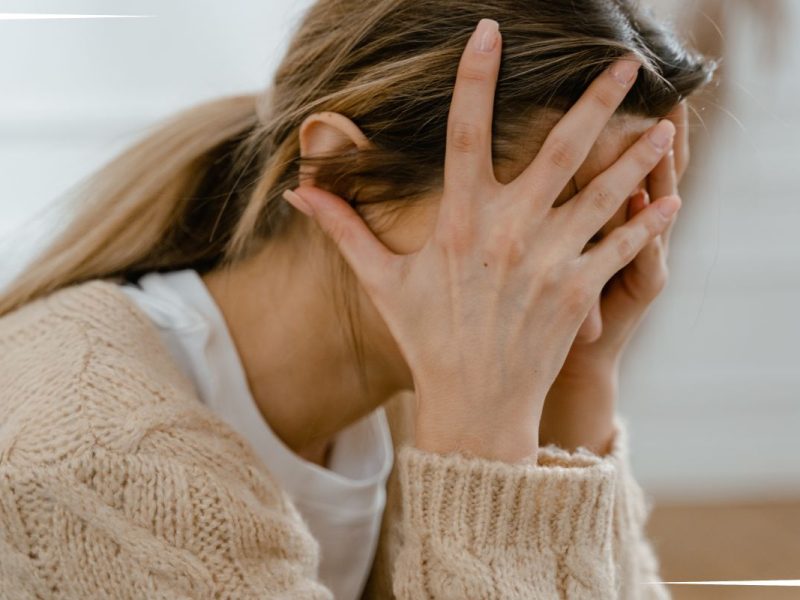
top-left (539, 360), bottom-right (620, 456)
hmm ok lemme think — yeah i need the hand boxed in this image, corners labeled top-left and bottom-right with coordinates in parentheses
top-left (539, 102), bottom-right (689, 455)
top-left (281, 19), bottom-right (678, 464)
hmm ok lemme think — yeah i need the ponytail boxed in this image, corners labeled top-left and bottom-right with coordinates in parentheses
top-left (0, 94), bottom-right (264, 317)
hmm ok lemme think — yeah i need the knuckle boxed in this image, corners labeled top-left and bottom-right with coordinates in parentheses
top-left (563, 274), bottom-right (595, 313)
top-left (540, 263), bottom-right (565, 291)
top-left (434, 219), bottom-right (475, 254)
top-left (634, 144), bottom-right (661, 170)
top-left (448, 120), bottom-right (481, 154)
top-left (543, 264), bottom-right (591, 308)
top-left (505, 240), bottom-right (526, 267)
top-left (613, 231), bottom-right (637, 264)
top-left (586, 183), bottom-right (616, 214)
top-left (590, 86), bottom-right (619, 111)
top-left (644, 213), bottom-right (666, 236)
top-left (457, 63), bottom-right (490, 84)
top-left (486, 229), bottom-right (526, 267)
top-left (544, 137), bottom-right (579, 171)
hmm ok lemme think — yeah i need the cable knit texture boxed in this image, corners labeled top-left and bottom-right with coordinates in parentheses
top-left (0, 280), bottom-right (670, 599)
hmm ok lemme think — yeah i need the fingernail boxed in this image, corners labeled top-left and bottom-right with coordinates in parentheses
top-left (473, 18), bottom-right (499, 52)
top-left (656, 196), bottom-right (680, 218)
top-left (649, 121), bottom-right (675, 151)
top-left (282, 188), bottom-right (314, 217)
top-left (610, 59), bottom-right (640, 85)
top-left (642, 189), bottom-right (650, 205)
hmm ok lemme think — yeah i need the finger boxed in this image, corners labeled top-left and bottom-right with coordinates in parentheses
top-left (626, 189), bottom-right (648, 221)
top-left (510, 56), bottom-right (641, 208)
top-left (595, 235), bottom-right (667, 351)
top-left (648, 149), bottom-right (678, 254)
top-left (442, 18), bottom-right (502, 198)
top-left (662, 209), bottom-right (677, 255)
top-left (558, 119), bottom-right (675, 247)
top-left (626, 190), bottom-right (664, 268)
top-left (580, 195), bottom-right (681, 288)
top-left (666, 101), bottom-right (689, 181)
top-left (282, 187), bottom-right (399, 294)
top-left (626, 236), bottom-right (667, 298)
top-left (648, 147), bottom-right (677, 202)
top-left (624, 190), bottom-right (663, 289)
top-left (594, 190), bottom-right (665, 353)
top-left (626, 190), bottom-right (668, 297)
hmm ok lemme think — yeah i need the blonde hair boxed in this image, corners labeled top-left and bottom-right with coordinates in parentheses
top-left (0, 0), bottom-right (714, 318)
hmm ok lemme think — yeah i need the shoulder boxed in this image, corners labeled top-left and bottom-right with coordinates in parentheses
top-left (0, 279), bottom-right (263, 475)
top-left (0, 280), bottom-right (327, 598)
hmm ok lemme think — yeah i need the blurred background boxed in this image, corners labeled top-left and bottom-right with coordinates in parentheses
top-left (0, 1), bottom-right (797, 597)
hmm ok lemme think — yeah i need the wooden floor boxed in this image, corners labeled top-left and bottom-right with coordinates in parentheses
top-left (646, 501), bottom-right (800, 600)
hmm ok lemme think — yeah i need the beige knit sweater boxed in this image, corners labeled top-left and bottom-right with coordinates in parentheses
top-left (0, 280), bottom-right (670, 599)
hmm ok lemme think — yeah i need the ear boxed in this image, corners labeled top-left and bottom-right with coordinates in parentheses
top-left (298, 111), bottom-right (373, 184)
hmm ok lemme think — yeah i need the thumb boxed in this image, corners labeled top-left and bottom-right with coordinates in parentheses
top-left (281, 186), bottom-right (397, 294)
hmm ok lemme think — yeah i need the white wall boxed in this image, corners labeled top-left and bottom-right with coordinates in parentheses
top-left (0, 0), bottom-right (314, 273)
top-left (620, 1), bottom-right (800, 501)
top-left (1, 0), bottom-right (798, 502)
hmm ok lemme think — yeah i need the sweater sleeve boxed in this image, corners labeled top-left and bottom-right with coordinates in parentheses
top-left (535, 416), bottom-right (671, 600)
top-left (389, 417), bottom-right (670, 600)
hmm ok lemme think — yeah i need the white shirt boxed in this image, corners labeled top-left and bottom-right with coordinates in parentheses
top-left (119, 269), bottom-right (394, 600)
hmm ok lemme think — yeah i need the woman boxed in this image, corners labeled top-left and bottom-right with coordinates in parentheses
top-left (0, 0), bottom-right (714, 598)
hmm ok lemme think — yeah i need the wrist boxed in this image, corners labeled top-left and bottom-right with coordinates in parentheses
top-left (415, 418), bottom-right (539, 464)
top-left (539, 371), bottom-right (619, 456)
top-left (559, 348), bottom-right (621, 383)
top-left (412, 381), bottom-right (545, 464)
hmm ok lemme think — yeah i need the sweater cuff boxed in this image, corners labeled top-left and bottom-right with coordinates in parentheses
top-left (536, 415), bottom-right (667, 594)
top-left (536, 416), bottom-right (629, 464)
top-left (397, 442), bottom-right (617, 560)
top-left (536, 415), bottom-right (650, 526)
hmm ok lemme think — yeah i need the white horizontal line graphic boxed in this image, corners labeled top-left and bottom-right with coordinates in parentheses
top-left (0, 14), bottom-right (152, 20)
top-left (649, 580), bottom-right (800, 586)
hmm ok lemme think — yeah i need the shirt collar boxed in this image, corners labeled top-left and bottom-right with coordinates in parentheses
top-left (120, 268), bottom-right (394, 513)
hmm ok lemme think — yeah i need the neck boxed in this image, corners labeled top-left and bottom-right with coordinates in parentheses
top-left (202, 226), bottom-right (409, 462)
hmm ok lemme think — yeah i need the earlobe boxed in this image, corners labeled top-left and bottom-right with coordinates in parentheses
top-left (298, 112), bottom-right (372, 183)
